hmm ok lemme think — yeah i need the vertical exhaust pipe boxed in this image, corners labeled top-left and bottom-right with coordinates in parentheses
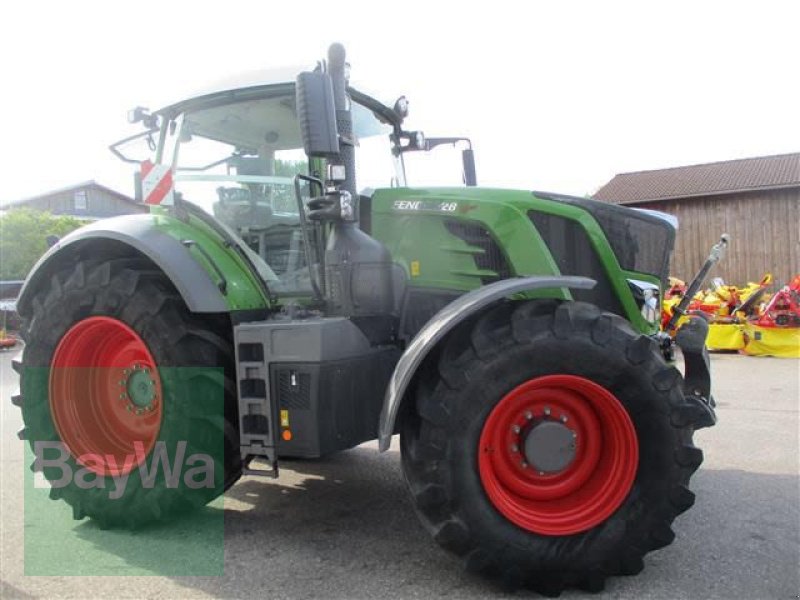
top-left (323, 44), bottom-right (394, 322)
top-left (327, 43), bottom-right (358, 206)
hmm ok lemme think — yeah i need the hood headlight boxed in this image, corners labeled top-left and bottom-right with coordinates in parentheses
top-left (628, 279), bottom-right (660, 323)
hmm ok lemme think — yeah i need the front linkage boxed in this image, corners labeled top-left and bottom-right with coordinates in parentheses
top-left (665, 235), bottom-right (730, 430)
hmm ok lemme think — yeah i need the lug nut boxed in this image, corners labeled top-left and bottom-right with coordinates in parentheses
top-left (538, 471), bottom-right (545, 476)
top-left (524, 411), bottom-right (533, 420)
top-left (510, 444), bottom-right (519, 453)
top-left (521, 461), bottom-right (528, 469)
top-left (512, 424), bottom-right (521, 434)
top-left (560, 415), bottom-right (568, 423)
top-left (544, 407), bottom-right (551, 416)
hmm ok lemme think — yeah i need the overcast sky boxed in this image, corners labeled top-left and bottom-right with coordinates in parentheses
top-left (1, 1), bottom-right (798, 203)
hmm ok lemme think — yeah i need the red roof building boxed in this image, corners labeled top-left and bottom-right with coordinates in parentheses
top-left (593, 153), bottom-right (799, 286)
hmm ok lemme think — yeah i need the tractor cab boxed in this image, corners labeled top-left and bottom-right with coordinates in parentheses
top-left (116, 77), bottom-right (394, 297)
top-left (112, 67), bottom-right (477, 300)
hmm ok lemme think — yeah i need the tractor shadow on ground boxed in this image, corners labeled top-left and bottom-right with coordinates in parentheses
top-left (70, 452), bottom-right (800, 599)
top-left (66, 505), bottom-right (226, 576)
top-left (70, 444), bottom-right (494, 595)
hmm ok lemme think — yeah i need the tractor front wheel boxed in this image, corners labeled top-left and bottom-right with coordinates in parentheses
top-left (16, 257), bottom-right (241, 527)
top-left (400, 300), bottom-right (704, 594)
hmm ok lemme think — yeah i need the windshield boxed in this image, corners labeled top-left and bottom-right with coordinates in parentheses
top-left (161, 87), bottom-right (391, 295)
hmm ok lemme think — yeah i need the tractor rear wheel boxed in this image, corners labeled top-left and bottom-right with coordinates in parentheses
top-left (16, 257), bottom-right (241, 527)
top-left (400, 300), bottom-right (704, 594)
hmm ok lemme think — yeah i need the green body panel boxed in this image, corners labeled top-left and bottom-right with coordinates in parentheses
top-left (149, 206), bottom-right (270, 311)
top-left (146, 186), bottom-right (660, 333)
top-left (370, 187), bottom-right (658, 335)
top-left (370, 188), bottom-right (561, 290)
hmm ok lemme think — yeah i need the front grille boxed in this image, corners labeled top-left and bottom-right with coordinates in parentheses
top-left (532, 191), bottom-right (675, 283)
top-left (444, 220), bottom-right (512, 284)
top-left (528, 211), bottom-right (626, 317)
top-left (591, 210), bottom-right (672, 282)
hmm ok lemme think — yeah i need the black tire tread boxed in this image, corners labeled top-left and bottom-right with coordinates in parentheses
top-left (400, 300), bottom-right (705, 594)
top-left (15, 257), bottom-right (241, 527)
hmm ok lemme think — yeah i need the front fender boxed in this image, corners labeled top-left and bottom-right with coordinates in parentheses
top-left (17, 213), bottom-right (269, 317)
top-left (377, 275), bottom-right (596, 451)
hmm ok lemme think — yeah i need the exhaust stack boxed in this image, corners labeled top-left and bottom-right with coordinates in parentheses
top-left (327, 43), bottom-right (357, 204)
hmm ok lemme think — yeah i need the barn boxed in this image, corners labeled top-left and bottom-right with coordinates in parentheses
top-left (0, 181), bottom-right (146, 220)
top-left (593, 153), bottom-right (799, 288)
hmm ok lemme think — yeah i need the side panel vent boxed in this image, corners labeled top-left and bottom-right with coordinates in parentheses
top-left (444, 220), bottom-right (512, 284)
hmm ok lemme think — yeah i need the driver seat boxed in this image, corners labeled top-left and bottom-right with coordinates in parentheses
top-left (213, 187), bottom-right (273, 230)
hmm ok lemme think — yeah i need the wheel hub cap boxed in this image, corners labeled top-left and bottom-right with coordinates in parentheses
top-left (478, 374), bottom-right (639, 535)
top-left (125, 366), bottom-right (157, 409)
top-left (523, 420), bottom-right (576, 474)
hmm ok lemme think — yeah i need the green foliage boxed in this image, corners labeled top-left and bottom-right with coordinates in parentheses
top-left (271, 159), bottom-right (308, 213)
top-left (0, 208), bottom-right (85, 279)
top-left (274, 159), bottom-right (308, 178)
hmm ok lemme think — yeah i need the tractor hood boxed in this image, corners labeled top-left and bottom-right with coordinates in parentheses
top-left (367, 186), bottom-right (676, 334)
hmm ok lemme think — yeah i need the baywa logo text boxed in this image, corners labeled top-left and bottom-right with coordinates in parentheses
top-left (33, 441), bottom-right (215, 500)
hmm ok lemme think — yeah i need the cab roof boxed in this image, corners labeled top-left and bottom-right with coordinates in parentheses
top-left (155, 66), bottom-right (305, 117)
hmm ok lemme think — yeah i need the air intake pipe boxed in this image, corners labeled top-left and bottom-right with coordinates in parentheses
top-left (323, 44), bottom-right (396, 327)
top-left (327, 43), bottom-right (358, 209)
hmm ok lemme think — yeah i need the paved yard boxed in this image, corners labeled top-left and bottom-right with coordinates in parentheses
top-left (1, 347), bottom-right (798, 599)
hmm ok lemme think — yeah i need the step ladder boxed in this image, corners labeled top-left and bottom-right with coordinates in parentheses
top-left (234, 325), bottom-right (279, 478)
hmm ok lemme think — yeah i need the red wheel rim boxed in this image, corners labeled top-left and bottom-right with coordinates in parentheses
top-left (478, 375), bottom-right (638, 535)
top-left (49, 316), bottom-right (163, 476)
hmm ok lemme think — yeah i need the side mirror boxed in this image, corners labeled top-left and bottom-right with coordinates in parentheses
top-left (462, 148), bottom-right (477, 186)
top-left (296, 71), bottom-right (340, 158)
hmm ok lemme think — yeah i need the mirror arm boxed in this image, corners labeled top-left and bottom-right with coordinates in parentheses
top-left (347, 86), bottom-right (402, 128)
top-left (174, 156), bottom-right (232, 173)
top-left (393, 133), bottom-right (473, 154)
top-left (108, 128), bottom-right (160, 164)
top-left (423, 137), bottom-right (472, 152)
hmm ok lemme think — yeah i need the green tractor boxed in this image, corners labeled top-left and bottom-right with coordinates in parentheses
top-left (13, 43), bottom-right (718, 592)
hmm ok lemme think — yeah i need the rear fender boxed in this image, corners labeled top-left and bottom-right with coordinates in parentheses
top-left (377, 275), bottom-right (596, 451)
top-left (17, 213), bottom-right (269, 317)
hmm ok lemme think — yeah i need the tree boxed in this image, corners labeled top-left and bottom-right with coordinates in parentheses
top-left (0, 208), bottom-right (85, 280)
top-left (271, 159), bottom-right (309, 213)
